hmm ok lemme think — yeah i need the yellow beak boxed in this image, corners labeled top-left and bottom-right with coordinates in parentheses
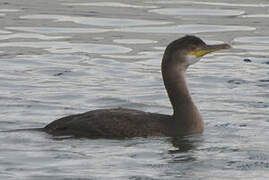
top-left (189, 44), bottom-right (231, 58)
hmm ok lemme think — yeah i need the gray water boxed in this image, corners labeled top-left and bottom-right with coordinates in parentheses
top-left (0, 0), bottom-right (269, 179)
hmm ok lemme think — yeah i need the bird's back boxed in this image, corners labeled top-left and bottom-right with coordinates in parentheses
top-left (44, 108), bottom-right (173, 138)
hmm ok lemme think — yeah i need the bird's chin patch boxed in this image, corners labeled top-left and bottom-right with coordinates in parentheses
top-left (186, 54), bottom-right (201, 65)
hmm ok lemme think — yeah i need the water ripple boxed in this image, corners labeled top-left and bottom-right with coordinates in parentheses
top-left (0, 9), bottom-right (20, 12)
top-left (146, 1), bottom-right (269, 7)
top-left (243, 14), bottom-right (269, 18)
top-left (113, 39), bottom-right (157, 44)
top-left (0, 41), bottom-right (132, 54)
top-left (116, 24), bottom-right (256, 33)
top-left (0, 0), bottom-right (269, 179)
top-left (0, 29), bottom-right (11, 34)
top-left (20, 14), bottom-right (171, 27)
top-left (233, 36), bottom-right (269, 43)
top-left (63, 2), bottom-right (157, 9)
top-left (0, 33), bottom-right (68, 40)
top-left (149, 8), bottom-right (244, 16)
top-left (6, 27), bottom-right (110, 34)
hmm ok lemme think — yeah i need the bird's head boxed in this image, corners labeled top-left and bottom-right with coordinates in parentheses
top-left (163, 35), bottom-right (231, 70)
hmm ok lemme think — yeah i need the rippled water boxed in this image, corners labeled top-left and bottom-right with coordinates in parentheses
top-left (0, 0), bottom-right (269, 179)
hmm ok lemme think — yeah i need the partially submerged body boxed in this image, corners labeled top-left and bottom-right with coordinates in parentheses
top-left (45, 108), bottom-right (173, 138)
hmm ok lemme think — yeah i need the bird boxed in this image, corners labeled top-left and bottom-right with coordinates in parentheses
top-left (42, 35), bottom-right (231, 138)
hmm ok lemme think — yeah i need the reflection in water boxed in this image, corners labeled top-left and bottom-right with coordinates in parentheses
top-left (167, 135), bottom-right (203, 163)
top-left (169, 135), bottom-right (203, 153)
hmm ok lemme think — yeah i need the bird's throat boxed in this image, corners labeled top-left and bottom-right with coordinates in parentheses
top-left (162, 67), bottom-right (193, 114)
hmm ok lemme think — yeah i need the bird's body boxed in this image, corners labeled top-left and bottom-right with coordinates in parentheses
top-left (45, 108), bottom-right (173, 138)
top-left (42, 36), bottom-right (230, 138)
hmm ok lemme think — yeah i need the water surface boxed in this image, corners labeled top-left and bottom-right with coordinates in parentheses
top-left (0, 0), bottom-right (269, 179)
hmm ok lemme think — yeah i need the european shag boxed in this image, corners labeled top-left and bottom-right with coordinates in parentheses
top-left (44, 35), bottom-right (231, 138)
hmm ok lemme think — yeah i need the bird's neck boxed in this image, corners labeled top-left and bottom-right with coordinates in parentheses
top-left (161, 56), bottom-right (203, 134)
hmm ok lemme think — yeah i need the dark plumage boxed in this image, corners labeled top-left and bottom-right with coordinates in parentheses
top-left (45, 108), bottom-right (174, 138)
top-left (44, 35), bottom-right (231, 138)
